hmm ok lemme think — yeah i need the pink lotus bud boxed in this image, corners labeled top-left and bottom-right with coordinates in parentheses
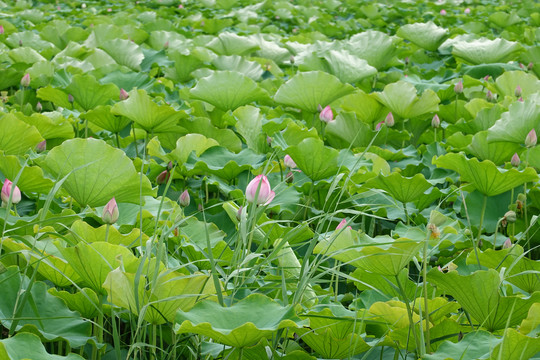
top-left (246, 174), bottom-right (275, 205)
top-left (198, 203), bottom-right (203, 211)
top-left (285, 171), bottom-right (294, 184)
top-left (1, 179), bottom-right (21, 205)
top-left (375, 121), bottom-right (384, 131)
top-left (518, 97), bottom-right (523, 102)
top-left (284, 155), bottom-right (297, 169)
top-left (167, 161), bottom-right (173, 171)
top-left (515, 85), bottom-right (522, 98)
top-left (528, 62), bottom-right (534, 71)
top-left (520, 63), bottom-right (526, 70)
top-left (20, 73), bottom-right (30, 87)
top-left (156, 170), bottom-right (170, 185)
top-left (464, 8), bottom-right (470, 14)
top-left (319, 105), bottom-right (333, 123)
top-left (102, 197), bottom-right (119, 224)
top-left (163, 41), bottom-right (169, 49)
top-left (266, 136), bottom-right (272, 146)
top-left (0, 25), bottom-right (4, 35)
top-left (178, 4), bottom-right (184, 9)
top-left (484, 75), bottom-right (490, 82)
top-left (440, 9), bottom-right (447, 15)
top-left (525, 129), bottom-right (537, 147)
top-left (36, 102), bottom-right (42, 112)
top-left (119, 88), bottom-right (129, 100)
top-left (107, 8), bottom-right (112, 12)
top-left (454, 80), bottom-right (463, 94)
top-left (511, 153), bottom-right (520, 167)
top-left (68, 94), bottom-right (74, 103)
top-left (336, 219), bottom-right (347, 230)
top-left (18, 39), bottom-right (22, 47)
top-left (486, 90), bottom-right (495, 102)
top-left (36, 140), bottom-right (46, 153)
top-left (432, 114), bottom-right (440, 128)
top-left (385, 112), bottom-right (394, 127)
top-left (236, 206), bottom-right (243, 220)
top-left (179, 190), bottom-right (190, 207)
top-left (502, 238), bottom-right (512, 249)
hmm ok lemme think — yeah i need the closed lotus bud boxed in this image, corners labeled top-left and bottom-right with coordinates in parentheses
top-left (375, 121), bottom-right (384, 131)
top-left (440, 9), bottom-right (447, 15)
top-left (517, 193), bottom-right (526, 203)
top-left (285, 171), bottom-right (294, 184)
top-left (20, 73), bottom-right (30, 87)
top-left (464, 7), bottom-right (470, 14)
top-left (119, 88), bottom-right (129, 100)
top-left (518, 97), bottom-right (523, 102)
top-left (515, 85), bottom-right (522, 98)
top-left (502, 238), bottom-right (512, 249)
top-left (167, 161), bottom-right (173, 170)
top-left (519, 63), bottom-right (525, 70)
top-left (511, 153), bottom-right (520, 167)
top-left (319, 105), bottom-right (333, 123)
top-left (236, 206), bottom-right (243, 221)
top-left (36, 140), bottom-right (46, 153)
top-left (385, 112), bottom-right (394, 127)
top-left (246, 174), bottom-right (275, 205)
top-left (36, 102), bottom-right (42, 112)
top-left (336, 218), bottom-right (347, 230)
top-left (266, 136), bottom-right (272, 146)
top-left (156, 170), bottom-right (170, 185)
top-left (484, 75), bottom-right (490, 82)
top-left (454, 80), bottom-right (463, 94)
top-left (284, 155), bottom-right (297, 169)
top-left (68, 94), bottom-right (74, 103)
top-left (163, 41), bottom-right (169, 49)
top-left (504, 210), bottom-right (517, 223)
top-left (432, 114), bottom-right (440, 128)
top-left (525, 129), bottom-right (537, 147)
top-left (528, 62), bottom-right (534, 71)
top-left (18, 39), bottom-right (22, 47)
top-left (290, 55), bottom-right (295, 64)
top-left (102, 197), bottom-right (119, 224)
top-left (179, 190), bottom-right (190, 207)
top-left (317, 104), bottom-right (323, 112)
top-left (0, 25), bottom-right (4, 35)
top-left (1, 179), bottom-right (21, 205)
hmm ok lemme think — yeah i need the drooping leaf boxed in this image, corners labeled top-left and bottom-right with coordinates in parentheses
top-left (100, 38), bottom-right (144, 71)
top-left (0, 114), bottom-right (44, 155)
top-left (396, 22), bottom-right (448, 52)
top-left (364, 172), bottom-right (432, 204)
top-left (82, 105), bottom-right (132, 134)
top-left (487, 97), bottom-right (540, 144)
top-left (286, 138), bottom-right (340, 181)
top-left (0, 332), bottom-right (84, 360)
top-left (466, 131), bottom-right (521, 165)
top-left (345, 30), bottom-right (399, 70)
top-left (373, 81), bottom-right (439, 119)
top-left (205, 32), bottom-right (259, 56)
top-left (452, 38), bottom-right (524, 64)
top-left (0, 151), bottom-right (54, 194)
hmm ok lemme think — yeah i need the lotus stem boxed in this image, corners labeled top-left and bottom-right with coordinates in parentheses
top-left (115, 132), bottom-right (120, 148)
top-left (395, 274), bottom-right (421, 355)
top-left (422, 228), bottom-right (431, 353)
top-left (105, 224), bottom-right (110, 243)
top-left (475, 194), bottom-right (488, 269)
top-left (403, 202), bottom-right (409, 225)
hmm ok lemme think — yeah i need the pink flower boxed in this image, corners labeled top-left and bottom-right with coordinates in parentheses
top-left (119, 88), bottom-right (129, 100)
top-left (336, 218), bottom-right (352, 230)
top-left (0, 25), bottom-right (4, 35)
top-left (511, 153), bottom-right (520, 167)
top-left (179, 190), bottom-right (190, 207)
top-left (385, 112), bottom-right (394, 127)
top-left (502, 238), bottom-right (512, 249)
top-left (515, 85), bottom-right (522, 98)
top-left (464, 8), bottom-right (471, 14)
top-left (102, 197), bottom-right (119, 224)
top-left (156, 170), bottom-right (170, 185)
top-left (432, 114), bottom-right (440, 128)
top-left (440, 9), bottom-right (447, 15)
top-left (375, 121), bottom-right (384, 131)
top-left (284, 155), bottom-right (297, 169)
top-left (36, 140), bottom-right (46, 153)
top-left (525, 129), bottom-right (537, 147)
top-left (454, 80), bottom-right (463, 94)
top-left (20, 73), bottom-right (30, 87)
top-left (246, 175), bottom-right (275, 205)
top-left (1, 179), bottom-right (21, 205)
top-left (319, 105), bottom-right (334, 123)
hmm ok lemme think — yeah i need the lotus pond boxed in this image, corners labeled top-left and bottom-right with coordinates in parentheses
top-left (0, 0), bottom-right (539, 359)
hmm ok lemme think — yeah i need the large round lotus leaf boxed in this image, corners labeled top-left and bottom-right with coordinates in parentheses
top-left (69, 219), bottom-right (146, 248)
top-left (189, 70), bottom-right (269, 111)
top-left (0, 266), bottom-right (93, 348)
top-left (63, 74), bottom-right (119, 111)
top-left (423, 330), bottom-right (499, 360)
top-left (396, 22), bottom-right (448, 52)
top-left (0, 332), bottom-right (84, 360)
top-left (487, 97), bottom-right (540, 144)
top-left (274, 71), bottom-right (355, 112)
top-left (325, 112), bottom-right (375, 149)
top-left (175, 293), bottom-right (307, 347)
top-left (298, 50), bottom-right (377, 84)
top-left (205, 32), bottom-right (259, 56)
top-left (212, 55), bottom-right (263, 80)
top-left (82, 105), bottom-right (132, 133)
top-left (339, 91), bottom-right (386, 124)
top-left (16, 112), bottom-right (74, 140)
top-left (39, 138), bottom-right (155, 207)
top-left (434, 152), bottom-right (538, 197)
top-left (491, 328), bottom-right (540, 360)
top-left (373, 81), bottom-right (439, 119)
top-left (0, 151), bottom-right (54, 194)
top-left (286, 138), bottom-right (340, 181)
top-left (8, 47), bottom-right (46, 64)
top-left (233, 106), bottom-right (267, 153)
top-left (345, 30), bottom-right (399, 70)
top-left (452, 38), bottom-right (524, 64)
top-left (48, 288), bottom-right (99, 319)
top-left (100, 38), bottom-right (144, 71)
top-left (111, 89), bottom-right (183, 133)
top-left (0, 114), bottom-right (44, 155)
top-left (466, 131), bottom-right (520, 165)
top-left (492, 70), bottom-right (540, 99)
top-left (364, 172), bottom-right (432, 204)
top-left (428, 269), bottom-right (540, 331)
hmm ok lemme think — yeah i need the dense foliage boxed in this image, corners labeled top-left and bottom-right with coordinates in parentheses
top-left (0, 0), bottom-right (539, 359)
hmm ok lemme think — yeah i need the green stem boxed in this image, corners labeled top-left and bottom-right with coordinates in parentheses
top-left (403, 202), bottom-right (409, 225)
top-left (303, 180), bottom-right (315, 221)
top-left (20, 87), bottom-right (25, 110)
top-left (84, 119), bottom-right (88, 138)
top-left (524, 148), bottom-right (530, 255)
top-left (434, 128), bottom-right (437, 143)
top-left (115, 132), bottom-right (120, 148)
top-left (105, 224), bottom-right (110, 243)
top-left (151, 324), bottom-right (157, 360)
top-left (132, 123), bottom-right (139, 158)
top-left (493, 218), bottom-right (503, 250)
top-left (454, 94), bottom-right (458, 123)
top-left (422, 229), bottom-right (431, 353)
top-left (395, 274), bottom-right (421, 355)
top-left (475, 194), bottom-right (488, 268)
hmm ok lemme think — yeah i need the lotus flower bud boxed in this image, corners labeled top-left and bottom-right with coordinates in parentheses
top-left (179, 190), bottom-right (190, 207)
top-left (266, 136), bottom-right (272, 146)
top-left (432, 114), bottom-right (440, 128)
top-left (464, 7), bottom-right (470, 14)
top-left (36, 102), bottom-right (42, 112)
top-left (156, 170), bottom-right (170, 185)
top-left (511, 153), bottom-right (520, 167)
top-left (518, 97), bottom-right (523, 102)
top-left (102, 197), bottom-right (119, 224)
top-left (119, 88), bottom-right (129, 100)
top-left (514, 85), bottom-right (522, 98)
top-left (36, 140), bottom-right (46, 153)
top-left (0, 25), bottom-right (4, 35)
top-left (385, 112), bottom-right (394, 127)
top-left (486, 90), bottom-right (495, 102)
top-left (290, 55), bottom-right (295, 64)
top-left (484, 75), bottom-right (490, 82)
top-left (440, 9), bottom-right (447, 15)
top-left (336, 219), bottom-right (347, 230)
top-left (18, 39), bottom-right (22, 47)
top-left (246, 174), bottom-right (275, 205)
top-left (525, 129), bottom-right (537, 147)
top-left (20, 73), bottom-right (30, 87)
top-left (527, 62), bottom-right (534, 71)
top-left (198, 203), bottom-right (203, 211)
top-left (284, 155), bottom-right (297, 169)
top-left (68, 94), bottom-right (74, 104)
top-left (454, 80), bottom-right (463, 94)
top-left (163, 41), bottom-right (169, 49)
top-left (82, 3), bottom-right (86, 8)
top-left (178, 4), bottom-right (184, 8)
top-left (502, 238), bottom-right (512, 249)
top-left (375, 121), bottom-right (384, 131)
top-left (317, 104), bottom-right (323, 112)
top-left (319, 105), bottom-right (333, 123)
top-left (504, 210), bottom-right (517, 223)
top-left (167, 161), bottom-right (173, 170)
top-left (285, 171), bottom-right (294, 184)
top-left (519, 63), bottom-right (526, 70)
top-left (1, 179), bottom-right (21, 205)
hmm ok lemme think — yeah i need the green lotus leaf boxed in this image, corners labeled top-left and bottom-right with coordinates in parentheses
top-left (486, 97), bottom-right (540, 143)
top-left (63, 74), bottom-right (119, 111)
top-left (175, 293), bottom-right (307, 347)
top-left (492, 71), bottom-right (540, 99)
top-left (147, 30), bottom-right (188, 51)
top-left (162, 134), bottom-right (219, 164)
top-left (298, 50), bottom-right (377, 84)
top-left (396, 22), bottom-right (448, 52)
top-left (0, 332), bottom-right (84, 360)
top-left (40, 20), bottom-right (89, 49)
top-left (286, 137), bottom-right (340, 181)
top-left (491, 328), bottom-right (540, 360)
top-left (100, 38), bottom-right (144, 71)
top-left (189, 70), bottom-right (269, 111)
top-left (0, 114), bottom-right (44, 155)
top-left (40, 138), bottom-right (155, 207)
top-left (434, 152), bottom-right (538, 197)
top-left (16, 112), bottom-right (74, 140)
top-left (212, 55), bottom-right (263, 80)
top-left (99, 70), bottom-right (154, 92)
top-left (206, 32), bottom-right (259, 56)
top-left (364, 172), bottom-right (432, 204)
top-left (489, 11), bottom-right (523, 28)
top-left (69, 220), bottom-right (146, 248)
top-left (104, 267), bottom-right (217, 325)
top-left (0, 266), bottom-right (93, 348)
top-left (345, 30), bottom-right (399, 70)
top-left (274, 71), bottom-right (355, 112)
top-left (520, 302), bottom-right (540, 335)
top-left (0, 151), bottom-right (54, 194)
top-left (36, 86), bottom-right (72, 109)
top-left (180, 117), bottom-right (243, 152)
top-left (466, 131), bottom-right (520, 165)
top-left (6, 31), bottom-right (58, 57)
top-left (373, 81), bottom-right (439, 119)
top-left (428, 269), bottom-right (540, 331)
top-left (352, 268), bottom-right (418, 300)
top-left (111, 89), bottom-right (183, 133)
top-left (233, 105), bottom-right (267, 153)
top-left (26, 61), bottom-right (55, 88)
top-left (339, 91), bottom-right (386, 124)
top-left (82, 105), bottom-right (132, 134)
top-left (452, 38), bottom-right (524, 64)
top-left (423, 330), bottom-right (498, 360)
top-left (166, 47), bottom-right (213, 83)
top-left (49, 288), bottom-right (99, 319)
top-left (8, 47), bottom-right (46, 64)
